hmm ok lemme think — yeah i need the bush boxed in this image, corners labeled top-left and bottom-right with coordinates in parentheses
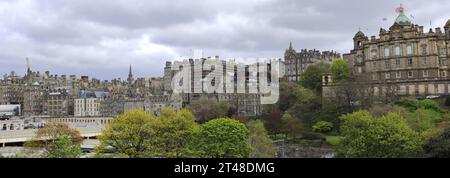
top-left (312, 121), bottom-right (333, 133)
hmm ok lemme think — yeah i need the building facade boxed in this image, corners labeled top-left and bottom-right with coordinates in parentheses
top-left (341, 6), bottom-right (450, 97)
top-left (284, 43), bottom-right (341, 82)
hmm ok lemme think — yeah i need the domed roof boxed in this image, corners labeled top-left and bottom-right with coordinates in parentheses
top-left (354, 31), bottom-right (366, 38)
top-left (394, 13), bottom-right (411, 25)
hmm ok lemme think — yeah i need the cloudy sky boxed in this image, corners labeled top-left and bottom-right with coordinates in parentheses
top-left (0, 0), bottom-right (449, 79)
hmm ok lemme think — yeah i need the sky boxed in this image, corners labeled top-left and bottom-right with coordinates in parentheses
top-left (0, 0), bottom-right (449, 80)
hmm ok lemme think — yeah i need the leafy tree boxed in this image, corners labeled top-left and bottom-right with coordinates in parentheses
top-left (96, 110), bottom-right (157, 158)
top-left (312, 121), bottom-right (333, 134)
top-left (47, 134), bottom-right (83, 158)
top-left (405, 108), bottom-right (442, 132)
top-left (281, 113), bottom-right (304, 139)
top-left (247, 120), bottom-right (276, 158)
top-left (338, 110), bottom-right (423, 158)
top-left (299, 62), bottom-right (330, 94)
top-left (25, 121), bottom-right (83, 157)
top-left (183, 118), bottom-right (251, 158)
top-left (278, 82), bottom-right (315, 111)
top-left (190, 96), bottom-right (221, 123)
top-left (261, 105), bottom-right (283, 134)
top-left (417, 99), bottom-right (442, 113)
top-left (154, 108), bottom-right (199, 157)
top-left (424, 128), bottom-right (450, 157)
top-left (330, 58), bottom-right (351, 82)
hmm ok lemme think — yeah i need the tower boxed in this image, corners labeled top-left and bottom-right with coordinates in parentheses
top-left (445, 19), bottom-right (450, 38)
top-left (353, 30), bottom-right (368, 49)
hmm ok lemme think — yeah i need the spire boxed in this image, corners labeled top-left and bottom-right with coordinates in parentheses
top-left (288, 41), bottom-right (293, 51)
top-left (394, 3), bottom-right (411, 25)
top-left (128, 64), bottom-right (133, 78)
top-left (26, 57), bottom-right (31, 74)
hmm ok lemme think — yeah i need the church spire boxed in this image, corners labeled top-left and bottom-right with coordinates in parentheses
top-left (128, 64), bottom-right (133, 79)
top-left (289, 41), bottom-right (293, 50)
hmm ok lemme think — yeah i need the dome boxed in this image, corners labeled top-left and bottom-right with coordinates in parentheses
top-left (394, 13), bottom-right (411, 25)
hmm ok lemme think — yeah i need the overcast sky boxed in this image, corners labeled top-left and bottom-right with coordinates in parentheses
top-left (1, 0), bottom-right (449, 79)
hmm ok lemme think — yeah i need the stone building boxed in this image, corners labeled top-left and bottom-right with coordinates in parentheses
top-left (342, 5), bottom-right (450, 97)
top-left (144, 94), bottom-right (183, 115)
top-left (23, 83), bottom-right (46, 116)
top-left (284, 43), bottom-right (341, 82)
top-left (44, 89), bottom-right (72, 117)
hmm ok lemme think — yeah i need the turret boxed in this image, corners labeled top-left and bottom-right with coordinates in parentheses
top-left (445, 19), bottom-right (450, 38)
top-left (353, 31), bottom-right (368, 49)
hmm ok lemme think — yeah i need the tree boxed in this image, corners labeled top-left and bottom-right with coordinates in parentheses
top-left (261, 105), bottom-right (283, 134)
top-left (190, 96), bottom-right (221, 123)
top-left (25, 121), bottom-right (83, 157)
top-left (312, 121), bottom-right (333, 134)
top-left (281, 113), bottom-right (304, 139)
top-left (154, 108), bottom-right (199, 157)
top-left (47, 134), bottom-right (83, 158)
top-left (337, 110), bottom-right (423, 158)
top-left (247, 120), bottom-right (276, 158)
top-left (183, 118), bottom-right (251, 158)
top-left (96, 110), bottom-right (157, 158)
top-left (299, 62), bottom-right (330, 94)
top-left (330, 58), bottom-right (351, 82)
top-left (424, 128), bottom-right (450, 157)
top-left (278, 82), bottom-right (315, 111)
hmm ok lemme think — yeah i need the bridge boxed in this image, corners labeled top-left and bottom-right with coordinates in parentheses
top-left (0, 126), bottom-right (104, 147)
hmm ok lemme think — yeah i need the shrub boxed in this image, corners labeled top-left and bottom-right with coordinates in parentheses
top-left (312, 121), bottom-right (333, 133)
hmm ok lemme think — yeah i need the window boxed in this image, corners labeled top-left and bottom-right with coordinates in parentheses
top-left (395, 46), bottom-right (401, 56)
top-left (396, 58), bottom-right (401, 68)
top-left (385, 72), bottom-right (391, 79)
top-left (385, 60), bottom-right (390, 68)
top-left (422, 58), bottom-right (427, 65)
top-left (407, 58), bottom-right (413, 66)
top-left (442, 71), bottom-right (447, 77)
top-left (407, 45), bottom-right (413, 55)
top-left (384, 47), bottom-right (390, 57)
top-left (423, 70), bottom-right (429, 77)
top-left (396, 71), bottom-right (401, 78)
top-left (408, 71), bottom-right (413, 78)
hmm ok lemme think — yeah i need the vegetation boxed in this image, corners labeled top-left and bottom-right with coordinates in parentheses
top-left (424, 128), bottom-right (450, 157)
top-left (299, 62), bottom-right (330, 94)
top-left (330, 58), bottom-right (351, 82)
top-left (312, 121), bottom-right (334, 134)
top-left (183, 118), bottom-right (251, 158)
top-left (337, 111), bottom-right (424, 158)
top-left (47, 134), bottom-right (84, 158)
top-left (247, 120), bottom-right (276, 158)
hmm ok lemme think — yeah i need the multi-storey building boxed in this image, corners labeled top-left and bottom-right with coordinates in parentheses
top-left (74, 90), bottom-right (108, 117)
top-left (342, 5), bottom-right (450, 97)
top-left (23, 83), bottom-right (46, 116)
top-left (44, 89), bottom-right (71, 117)
top-left (284, 43), bottom-right (340, 82)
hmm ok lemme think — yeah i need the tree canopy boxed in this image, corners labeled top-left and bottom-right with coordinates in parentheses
top-left (330, 58), bottom-right (351, 82)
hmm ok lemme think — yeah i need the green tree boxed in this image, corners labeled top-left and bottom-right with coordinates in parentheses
top-left (261, 105), bottom-right (283, 134)
top-left (312, 121), bottom-right (334, 134)
top-left (281, 113), bottom-right (304, 139)
top-left (299, 62), bottom-right (330, 94)
top-left (96, 110), bottom-right (157, 158)
top-left (247, 120), bottom-right (276, 158)
top-left (338, 110), bottom-right (423, 158)
top-left (183, 118), bottom-right (251, 158)
top-left (25, 121), bottom-right (83, 157)
top-left (330, 58), bottom-right (351, 82)
top-left (47, 134), bottom-right (83, 158)
top-left (154, 108), bottom-right (199, 157)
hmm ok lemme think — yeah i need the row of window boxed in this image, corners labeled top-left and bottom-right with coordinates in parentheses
top-left (373, 58), bottom-right (427, 69)
top-left (373, 70), bottom-right (447, 80)
top-left (372, 45), bottom-right (414, 58)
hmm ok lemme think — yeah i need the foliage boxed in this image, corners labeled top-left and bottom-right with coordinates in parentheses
top-left (299, 62), bottom-right (330, 94)
top-left (261, 105), bottom-right (284, 134)
top-left (330, 58), bottom-right (351, 82)
top-left (325, 136), bottom-right (342, 146)
top-left (395, 98), bottom-right (442, 113)
top-left (281, 113), bottom-right (304, 138)
top-left (47, 134), bottom-right (83, 158)
top-left (337, 110), bottom-right (424, 158)
top-left (153, 108), bottom-right (199, 157)
top-left (183, 118), bottom-right (251, 158)
top-left (404, 109), bottom-right (442, 132)
top-left (312, 121), bottom-right (334, 134)
top-left (247, 120), bottom-right (276, 158)
top-left (445, 97), bottom-right (450, 107)
top-left (278, 82), bottom-right (315, 111)
top-left (424, 128), bottom-right (450, 157)
top-left (190, 96), bottom-right (221, 123)
top-left (96, 110), bottom-right (158, 158)
top-left (25, 121), bottom-right (83, 157)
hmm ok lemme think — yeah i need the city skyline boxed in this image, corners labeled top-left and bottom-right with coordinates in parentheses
top-left (1, 0), bottom-right (449, 79)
